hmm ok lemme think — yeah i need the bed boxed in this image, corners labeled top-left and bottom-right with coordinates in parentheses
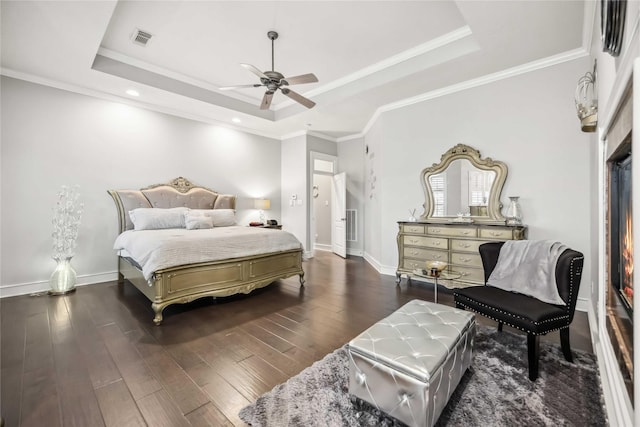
top-left (108, 177), bottom-right (305, 325)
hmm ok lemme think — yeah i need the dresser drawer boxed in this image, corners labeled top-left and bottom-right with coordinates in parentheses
top-left (403, 247), bottom-right (448, 262)
top-left (403, 235), bottom-right (448, 249)
top-left (403, 224), bottom-right (425, 234)
top-left (403, 259), bottom-right (426, 271)
top-left (479, 227), bottom-right (514, 240)
top-left (450, 239), bottom-right (489, 253)
top-left (455, 266), bottom-right (485, 283)
top-left (427, 225), bottom-right (477, 238)
top-left (451, 252), bottom-right (482, 268)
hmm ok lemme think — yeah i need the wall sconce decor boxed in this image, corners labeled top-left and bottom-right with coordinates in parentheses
top-left (575, 60), bottom-right (598, 133)
top-left (254, 198), bottom-right (271, 224)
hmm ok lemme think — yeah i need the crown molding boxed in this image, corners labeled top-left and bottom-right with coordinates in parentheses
top-left (582, 0), bottom-right (597, 54)
top-left (356, 47), bottom-right (589, 136)
top-left (280, 129), bottom-right (337, 142)
top-left (337, 133), bottom-right (365, 143)
top-left (273, 25), bottom-right (473, 111)
top-left (0, 68), bottom-right (281, 141)
top-left (97, 47), bottom-right (260, 106)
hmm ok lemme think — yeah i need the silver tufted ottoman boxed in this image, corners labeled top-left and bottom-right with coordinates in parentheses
top-left (348, 299), bottom-right (475, 427)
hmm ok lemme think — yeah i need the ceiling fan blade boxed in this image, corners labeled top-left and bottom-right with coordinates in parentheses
top-left (240, 63), bottom-right (268, 79)
top-left (282, 73), bottom-right (318, 86)
top-left (260, 91), bottom-right (274, 110)
top-left (281, 88), bottom-right (316, 109)
top-left (219, 83), bottom-right (263, 91)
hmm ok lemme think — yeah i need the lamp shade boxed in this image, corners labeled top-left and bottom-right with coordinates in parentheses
top-left (254, 198), bottom-right (271, 210)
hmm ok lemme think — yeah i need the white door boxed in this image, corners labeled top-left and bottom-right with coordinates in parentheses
top-left (332, 172), bottom-right (347, 258)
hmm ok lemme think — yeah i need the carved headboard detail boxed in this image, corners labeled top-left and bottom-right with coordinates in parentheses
top-left (108, 177), bottom-right (237, 233)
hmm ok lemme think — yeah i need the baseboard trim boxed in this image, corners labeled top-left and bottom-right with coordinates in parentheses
top-left (347, 248), bottom-right (364, 257)
top-left (0, 271), bottom-right (118, 298)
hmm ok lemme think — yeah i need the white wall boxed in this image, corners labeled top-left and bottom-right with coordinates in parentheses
top-left (364, 121), bottom-right (384, 268)
top-left (281, 135), bottom-right (307, 251)
top-left (363, 57), bottom-right (594, 304)
top-left (312, 174), bottom-right (332, 247)
top-left (338, 137), bottom-right (365, 256)
top-left (1, 76), bottom-right (282, 296)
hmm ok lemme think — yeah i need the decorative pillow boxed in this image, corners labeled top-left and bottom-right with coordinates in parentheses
top-left (213, 194), bottom-right (236, 209)
top-left (187, 208), bottom-right (236, 227)
top-left (129, 207), bottom-right (188, 230)
top-left (210, 209), bottom-right (236, 226)
top-left (184, 213), bottom-right (214, 230)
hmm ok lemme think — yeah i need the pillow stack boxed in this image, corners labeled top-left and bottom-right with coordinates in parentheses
top-left (128, 207), bottom-right (236, 231)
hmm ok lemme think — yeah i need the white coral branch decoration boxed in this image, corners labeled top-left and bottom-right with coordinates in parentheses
top-left (52, 185), bottom-right (84, 260)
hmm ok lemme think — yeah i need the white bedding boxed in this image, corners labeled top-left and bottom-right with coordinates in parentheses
top-left (113, 226), bottom-right (303, 281)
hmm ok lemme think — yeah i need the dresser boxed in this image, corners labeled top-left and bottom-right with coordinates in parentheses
top-left (396, 221), bottom-right (527, 287)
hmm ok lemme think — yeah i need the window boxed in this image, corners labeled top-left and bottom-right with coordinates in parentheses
top-left (431, 174), bottom-right (446, 216)
top-left (468, 170), bottom-right (494, 206)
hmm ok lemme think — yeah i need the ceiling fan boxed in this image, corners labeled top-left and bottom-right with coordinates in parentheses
top-left (219, 31), bottom-right (318, 110)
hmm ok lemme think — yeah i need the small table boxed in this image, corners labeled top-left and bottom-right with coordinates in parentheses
top-left (408, 269), bottom-right (462, 303)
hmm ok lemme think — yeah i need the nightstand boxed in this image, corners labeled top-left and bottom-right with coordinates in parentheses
top-left (259, 224), bottom-right (282, 230)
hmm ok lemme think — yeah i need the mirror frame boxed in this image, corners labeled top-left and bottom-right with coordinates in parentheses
top-left (420, 144), bottom-right (508, 224)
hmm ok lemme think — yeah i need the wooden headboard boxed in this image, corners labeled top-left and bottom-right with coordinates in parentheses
top-left (108, 177), bottom-right (236, 233)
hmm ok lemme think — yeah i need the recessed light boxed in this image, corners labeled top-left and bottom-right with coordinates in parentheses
top-left (232, 117), bottom-right (242, 124)
top-left (126, 89), bottom-right (140, 97)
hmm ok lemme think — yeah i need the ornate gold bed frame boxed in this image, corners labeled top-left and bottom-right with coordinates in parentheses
top-left (108, 177), bottom-right (305, 325)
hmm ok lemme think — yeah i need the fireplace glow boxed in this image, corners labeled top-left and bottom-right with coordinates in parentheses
top-left (622, 209), bottom-right (634, 307)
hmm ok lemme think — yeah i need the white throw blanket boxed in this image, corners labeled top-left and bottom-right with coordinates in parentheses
top-left (113, 226), bottom-right (303, 281)
top-left (487, 240), bottom-right (567, 305)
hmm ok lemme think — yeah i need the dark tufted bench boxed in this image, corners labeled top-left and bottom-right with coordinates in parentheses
top-left (454, 241), bottom-right (584, 381)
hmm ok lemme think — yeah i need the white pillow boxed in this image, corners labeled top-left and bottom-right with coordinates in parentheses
top-left (188, 209), bottom-right (236, 227)
top-left (129, 207), bottom-right (188, 230)
top-left (184, 213), bottom-right (214, 230)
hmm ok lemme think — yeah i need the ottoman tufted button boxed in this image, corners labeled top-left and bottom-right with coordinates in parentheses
top-left (399, 393), bottom-right (412, 406)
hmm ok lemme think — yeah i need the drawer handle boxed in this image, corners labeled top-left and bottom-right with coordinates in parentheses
top-left (461, 230), bottom-right (471, 235)
top-left (410, 239), bottom-right (419, 244)
top-left (433, 254), bottom-right (443, 260)
top-left (432, 241), bottom-right (441, 246)
top-left (489, 231), bottom-right (503, 237)
top-left (459, 257), bottom-right (472, 263)
top-left (461, 272), bottom-right (469, 277)
top-left (411, 250), bottom-right (419, 256)
top-left (458, 243), bottom-right (471, 248)
top-left (432, 229), bottom-right (441, 233)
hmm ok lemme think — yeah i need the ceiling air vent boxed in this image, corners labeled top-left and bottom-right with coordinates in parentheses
top-left (131, 29), bottom-right (153, 46)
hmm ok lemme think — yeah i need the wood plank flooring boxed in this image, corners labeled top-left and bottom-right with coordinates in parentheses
top-left (0, 251), bottom-right (594, 426)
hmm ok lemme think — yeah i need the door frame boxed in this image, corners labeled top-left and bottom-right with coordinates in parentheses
top-left (309, 152), bottom-right (338, 258)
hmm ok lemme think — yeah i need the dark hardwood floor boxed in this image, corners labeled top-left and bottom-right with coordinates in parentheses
top-left (0, 251), bottom-right (593, 426)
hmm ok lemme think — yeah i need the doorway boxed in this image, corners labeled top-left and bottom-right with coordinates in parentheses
top-left (310, 152), bottom-right (344, 258)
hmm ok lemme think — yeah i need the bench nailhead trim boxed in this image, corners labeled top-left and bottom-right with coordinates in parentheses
top-left (453, 254), bottom-right (583, 335)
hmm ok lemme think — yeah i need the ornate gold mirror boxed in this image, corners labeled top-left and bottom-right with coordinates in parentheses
top-left (420, 144), bottom-right (508, 224)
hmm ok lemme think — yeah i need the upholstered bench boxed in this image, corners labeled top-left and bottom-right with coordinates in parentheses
top-left (347, 299), bottom-right (475, 427)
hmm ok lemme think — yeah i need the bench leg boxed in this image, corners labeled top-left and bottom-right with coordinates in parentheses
top-left (527, 333), bottom-right (539, 381)
top-left (560, 328), bottom-right (573, 363)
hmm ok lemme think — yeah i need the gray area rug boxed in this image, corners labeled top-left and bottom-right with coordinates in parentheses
top-left (239, 326), bottom-right (607, 426)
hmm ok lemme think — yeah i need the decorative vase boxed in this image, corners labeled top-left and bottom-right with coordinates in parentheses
top-left (506, 196), bottom-right (523, 225)
top-left (49, 257), bottom-right (77, 295)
